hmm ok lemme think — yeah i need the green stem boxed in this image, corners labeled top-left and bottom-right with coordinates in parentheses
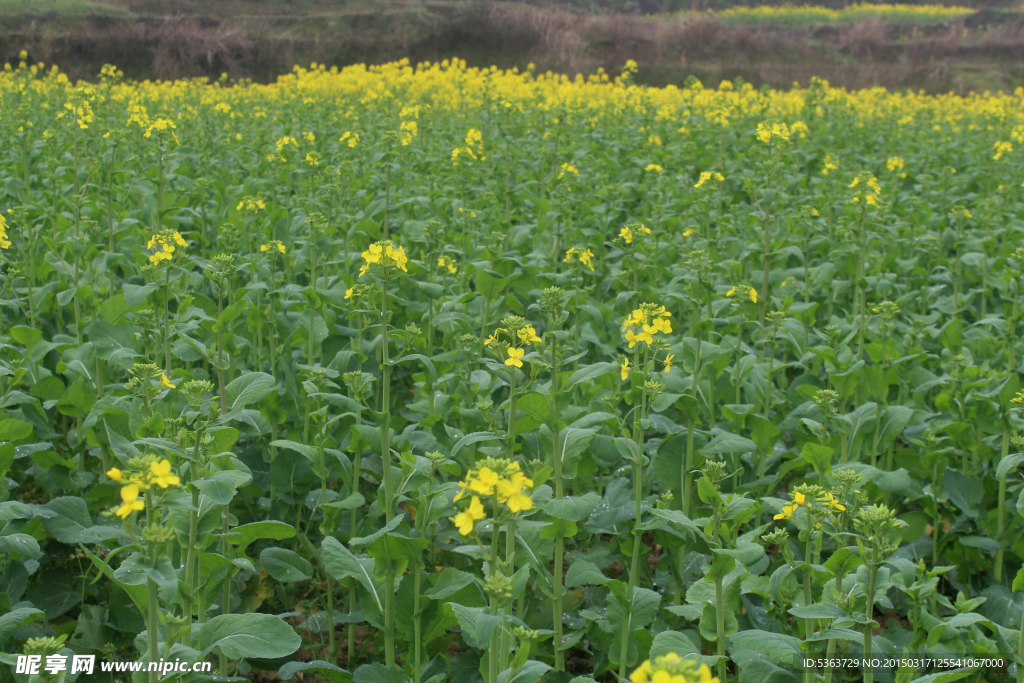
top-left (550, 336), bottom-right (564, 671)
top-left (716, 573), bottom-right (727, 683)
top-left (863, 556), bottom-right (878, 683)
top-left (147, 499), bottom-right (159, 683)
top-left (380, 279), bottom-right (395, 667)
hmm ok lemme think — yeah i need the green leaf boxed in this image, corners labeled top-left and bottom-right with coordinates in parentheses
top-left (353, 663), bottom-right (407, 683)
top-left (823, 548), bottom-right (862, 579)
top-left (997, 453), bottom-right (1024, 481)
top-left (649, 630), bottom-right (701, 659)
top-left (195, 470), bottom-right (252, 505)
top-left (701, 431), bottom-right (756, 455)
top-left (350, 515), bottom-right (403, 546)
top-left (321, 537), bottom-right (382, 614)
top-left (225, 520), bottom-right (296, 550)
top-left (448, 603), bottom-right (502, 649)
top-left (907, 668), bottom-right (978, 683)
top-left (944, 468), bottom-right (982, 518)
top-left (450, 431), bottom-right (498, 459)
top-left (749, 415), bottom-right (781, 454)
top-left (698, 601), bottom-right (738, 642)
top-left (260, 547), bottom-right (314, 583)
top-left (788, 603), bottom-right (846, 619)
top-left (568, 362), bottom-right (617, 388)
top-left (0, 608), bottom-right (43, 647)
top-left (0, 534), bottom-right (42, 560)
top-left (213, 298), bottom-right (250, 333)
top-left (704, 551), bottom-right (737, 583)
top-left (728, 630), bottom-right (802, 663)
top-left (198, 613), bottom-right (301, 659)
top-left (423, 568), bottom-right (476, 601)
top-left (0, 419), bottom-right (33, 442)
top-left (800, 442), bottom-right (833, 478)
top-left (271, 439), bottom-right (319, 461)
top-left (564, 560), bottom-right (611, 587)
top-left (1013, 565), bottom-right (1024, 592)
top-left (393, 354), bottom-right (437, 381)
top-left (544, 492), bottom-right (601, 521)
top-left (497, 660), bottom-right (551, 683)
top-left (367, 532), bottom-right (427, 580)
top-left (43, 497), bottom-right (125, 544)
top-left (278, 660), bottom-right (350, 683)
top-left (226, 372), bottom-right (276, 409)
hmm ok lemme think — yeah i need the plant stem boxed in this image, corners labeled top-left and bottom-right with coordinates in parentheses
top-left (550, 336), bottom-right (565, 672)
top-left (863, 553), bottom-right (878, 683)
top-left (147, 499), bottom-right (159, 683)
top-left (379, 279), bottom-right (396, 667)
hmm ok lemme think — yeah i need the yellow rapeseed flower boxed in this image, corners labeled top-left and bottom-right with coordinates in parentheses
top-left (115, 484), bottom-right (145, 519)
top-left (505, 347), bottom-right (525, 368)
top-left (453, 496), bottom-right (486, 535)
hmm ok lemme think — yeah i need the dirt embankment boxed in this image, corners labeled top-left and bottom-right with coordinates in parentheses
top-left (3, 4), bottom-right (1024, 92)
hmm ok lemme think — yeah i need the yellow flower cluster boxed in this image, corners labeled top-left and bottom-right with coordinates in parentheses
top-left (144, 117), bottom-right (178, 143)
top-left (453, 496), bottom-right (485, 535)
top-left (630, 653), bottom-right (719, 683)
top-left (237, 196), bottom-right (266, 212)
top-left (619, 223), bottom-right (651, 245)
top-left (645, 163), bottom-right (663, 173)
top-left (437, 256), bottom-right (457, 274)
top-left (849, 173), bottom-right (881, 207)
top-left (339, 131), bottom-right (359, 148)
top-left (107, 459), bottom-right (181, 519)
top-left (756, 120), bottom-right (790, 143)
top-left (559, 162), bottom-right (580, 179)
top-left (774, 491), bottom-right (806, 520)
top-left (622, 304), bottom-right (672, 348)
top-left (260, 241), bottom-right (286, 254)
top-left (400, 119), bottom-right (418, 146)
top-left (60, 101), bottom-right (94, 130)
top-left (694, 171), bottom-right (724, 188)
top-left (821, 154), bottom-right (839, 175)
top-left (0, 212), bottom-right (10, 250)
top-left (359, 240), bottom-right (409, 277)
top-left (726, 284), bottom-right (758, 303)
top-left (993, 140), bottom-right (1013, 161)
top-left (886, 156), bottom-right (904, 171)
top-left (146, 231), bottom-right (187, 264)
top-left (564, 247), bottom-right (595, 270)
top-left (452, 460), bottom-right (535, 528)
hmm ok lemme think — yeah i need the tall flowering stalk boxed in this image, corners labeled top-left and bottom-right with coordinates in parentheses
top-left (106, 454), bottom-right (181, 683)
top-left (450, 457), bottom-right (534, 683)
top-left (540, 287), bottom-right (570, 670)
top-left (563, 247), bottom-right (594, 356)
top-left (754, 120), bottom-right (789, 345)
top-left (618, 301), bottom-right (672, 682)
top-left (357, 239), bottom-right (408, 666)
top-left (144, 228), bottom-right (188, 376)
top-left (482, 315), bottom-right (540, 672)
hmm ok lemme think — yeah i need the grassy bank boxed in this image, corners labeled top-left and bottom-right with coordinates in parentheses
top-left (0, 0), bottom-right (1022, 93)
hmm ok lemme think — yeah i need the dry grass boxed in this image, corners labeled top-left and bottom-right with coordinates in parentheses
top-left (0, 3), bottom-right (1021, 92)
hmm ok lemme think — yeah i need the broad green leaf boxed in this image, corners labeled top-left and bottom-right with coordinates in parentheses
top-left (225, 520), bottom-right (296, 549)
top-left (260, 547), bottom-right (314, 583)
top-left (198, 613), bottom-right (300, 659)
top-left (423, 568), bottom-right (476, 601)
top-left (565, 560), bottom-right (610, 587)
top-left (195, 470), bottom-right (252, 505)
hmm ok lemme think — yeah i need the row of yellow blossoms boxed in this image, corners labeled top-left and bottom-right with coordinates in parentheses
top-left (4, 55), bottom-right (1024, 164)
